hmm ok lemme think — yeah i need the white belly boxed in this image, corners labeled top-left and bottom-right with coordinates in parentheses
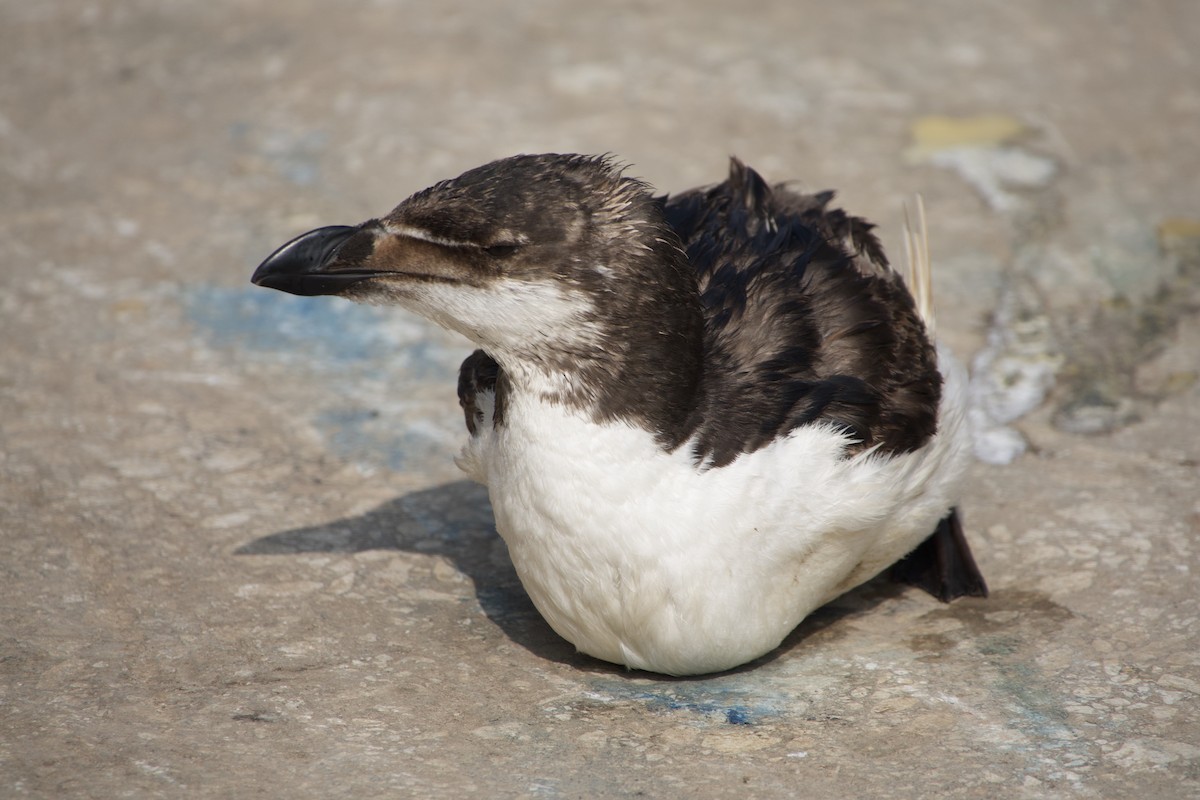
top-left (456, 357), bottom-right (970, 676)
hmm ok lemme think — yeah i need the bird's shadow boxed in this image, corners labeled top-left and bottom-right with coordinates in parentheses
top-left (235, 479), bottom-right (904, 677)
top-left (235, 480), bottom-right (589, 667)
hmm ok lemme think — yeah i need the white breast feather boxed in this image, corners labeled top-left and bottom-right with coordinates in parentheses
top-left (456, 349), bottom-right (970, 676)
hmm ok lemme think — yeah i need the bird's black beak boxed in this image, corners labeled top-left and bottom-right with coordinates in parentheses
top-left (251, 224), bottom-right (381, 297)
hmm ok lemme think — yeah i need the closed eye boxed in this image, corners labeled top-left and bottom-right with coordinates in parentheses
top-left (483, 243), bottom-right (522, 258)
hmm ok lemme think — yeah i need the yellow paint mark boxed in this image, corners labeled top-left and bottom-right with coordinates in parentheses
top-left (1157, 218), bottom-right (1200, 242)
top-left (1162, 371), bottom-right (1199, 395)
top-left (909, 114), bottom-right (1027, 156)
top-left (111, 297), bottom-right (147, 315)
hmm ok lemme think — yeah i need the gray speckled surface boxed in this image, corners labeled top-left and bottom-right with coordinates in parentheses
top-left (2, 2), bottom-right (1198, 797)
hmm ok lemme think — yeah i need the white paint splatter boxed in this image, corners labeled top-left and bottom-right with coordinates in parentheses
top-left (968, 287), bottom-right (1062, 464)
top-left (928, 146), bottom-right (1057, 212)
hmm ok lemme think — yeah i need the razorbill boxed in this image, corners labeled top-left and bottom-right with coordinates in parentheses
top-left (252, 153), bottom-right (987, 676)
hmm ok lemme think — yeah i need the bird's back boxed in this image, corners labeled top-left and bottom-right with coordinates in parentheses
top-left (662, 159), bottom-right (943, 467)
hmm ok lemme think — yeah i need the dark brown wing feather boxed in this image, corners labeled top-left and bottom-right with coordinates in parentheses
top-left (663, 158), bottom-right (941, 467)
top-left (457, 349), bottom-right (501, 435)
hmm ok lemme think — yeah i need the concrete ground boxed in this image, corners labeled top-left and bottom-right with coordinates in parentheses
top-left (2, 1), bottom-right (1198, 797)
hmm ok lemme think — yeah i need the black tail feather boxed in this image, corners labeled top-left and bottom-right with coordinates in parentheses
top-left (891, 507), bottom-right (988, 602)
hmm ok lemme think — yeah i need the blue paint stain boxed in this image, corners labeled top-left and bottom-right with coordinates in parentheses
top-left (185, 286), bottom-right (395, 363)
top-left (268, 130), bottom-right (328, 187)
top-left (584, 682), bottom-right (783, 726)
top-left (183, 284), bottom-right (466, 471)
top-left (229, 123), bottom-right (329, 186)
top-left (314, 406), bottom-right (449, 472)
top-left (725, 707), bottom-right (753, 725)
top-left (635, 692), bottom-right (768, 725)
top-left (184, 284), bottom-right (459, 379)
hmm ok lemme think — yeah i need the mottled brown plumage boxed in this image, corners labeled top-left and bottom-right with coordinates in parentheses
top-left (457, 157), bottom-right (942, 468)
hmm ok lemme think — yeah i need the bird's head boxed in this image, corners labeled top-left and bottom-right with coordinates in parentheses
top-left (252, 154), bottom-right (702, 379)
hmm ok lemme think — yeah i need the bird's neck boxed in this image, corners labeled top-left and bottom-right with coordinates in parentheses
top-left (495, 245), bottom-right (706, 451)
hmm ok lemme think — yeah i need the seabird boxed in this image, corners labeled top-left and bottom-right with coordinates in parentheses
top-left (252, 153), bottom-right (987, 676)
